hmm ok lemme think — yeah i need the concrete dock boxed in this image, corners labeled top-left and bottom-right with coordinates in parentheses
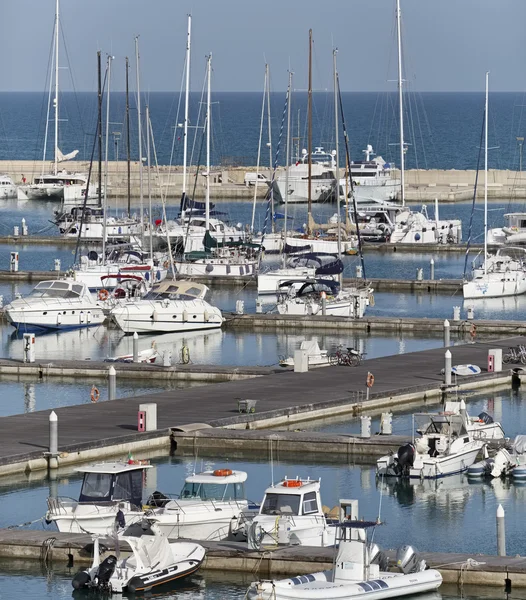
top-left (0, 336), bottom-right (520, 476)
top-left (0, 529), bottom-right (524, 587)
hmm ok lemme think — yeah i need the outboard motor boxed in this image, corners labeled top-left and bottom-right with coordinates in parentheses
top-left (478, 412), bottom-right (494, 425)
top-left (369, 543), bottom-right (389, 572)
top-left (146, 490), bottom-right (171, 508)
top-left (71, 570), bottom-right (91, 590)
top-left (95, 555), bottom-right (117, 589)
top-left (395, 443), bottom-right (415, 477)
top-left (396, 545), bottom-right (426, 574)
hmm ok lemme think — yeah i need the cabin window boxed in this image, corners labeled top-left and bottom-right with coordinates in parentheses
top-left (302, 491), bottom-right (318, 515)
top-left (79, 473), bottom-right (112, 501)
top-left (180, 482), bottom-right (244, 501)
top-left (261, 493), bottom-right (301, 516)
top-left (114, 471), bottom-right (143, 506)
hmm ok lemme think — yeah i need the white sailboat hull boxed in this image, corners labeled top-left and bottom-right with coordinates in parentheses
top-left (258, 267), bottom-right (317, 294)
top-left (175, 258), bottom-right (258, 278)
top-left (463, 272), bottom-right (526, 299)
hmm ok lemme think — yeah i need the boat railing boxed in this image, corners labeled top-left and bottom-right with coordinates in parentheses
top-left (47, 496), bottom-right (79, 515)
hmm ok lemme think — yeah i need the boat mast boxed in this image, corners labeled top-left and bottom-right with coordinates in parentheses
top-left (146, 104), bottom-right (154, 259)
top-left (125, 57), bottom-right (131, 215)
top-left (251, 67), bottom-right (267, 232)
top-left (333, 48), bottom-right (342, 281)
top-left (307, 29), bottom-right (313, 235)
top-left (205, 53), bottom-right (211, 232)
top-left (396, 0), bottom-right (405, 206)
top-left (97, 51), bottom-right (102, 213)
top-left (135, 36), bottom-right (144, 244)
top-left (103, 54), bottom-right (112, 262)
top-left (484, 71), bottom-right (489, 274)
top-left (282, 71), bottom-right (293, 268)
top-left (266, 64), bottom-right (274, 232)
top-left (181, 14), bottom-right (192, 218)
top-left (54, 0), bottom-right (59, 176)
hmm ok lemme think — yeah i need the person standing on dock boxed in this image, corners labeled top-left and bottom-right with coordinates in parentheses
top-left (21, 174), bottom-right (26, 184)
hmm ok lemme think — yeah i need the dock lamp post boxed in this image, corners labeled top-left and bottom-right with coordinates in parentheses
top-left (517, 136), bottom-right (524, 173)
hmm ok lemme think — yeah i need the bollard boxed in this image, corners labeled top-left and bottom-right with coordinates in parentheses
top-left (23, 333), bottom-right (36, 363)
top-left (496, 504), bottom-right (506, 556)
top-left (443, 319), bottom-right (450, 348)
top-left (108, 366), bottom-right (116, 401)
top-left (294, 349), bottom-right (309, 373)
top-left (444, 350), bottom-right (452, 386)
top-left (255, 299), bottom-right (263, 314)
top-left (467, 306), bottom-right (475, 320)
top-left (321, 291), bottom-right (327, 316)
top-left (430, 258), bottom-right (435, 280)
top-left (163, 350), bottom-right (172, 367)
top-left (0, 295), bottom-right (3, 309)
top-left (133, 332), bottom-right (139, 363)
top-left (360, 416), bottom-right (371, 438)
top-left (49, 411), bottom-right (58, 456)
top-left (54, 258), bottom-right (61, 272)
top-left (453, 306), bottom-right (461, 321)
top-left (356, 265), bottom-right (363, 279)
top-left (9, 251), bottom-right (19, 272)
top-left (380, 412), bottom-right (393, 435)
top-left (416, 267), bottom-right (423, 281)
top-left (13, 226), bottom-right (19, 236)
top-left (21, 218), bottom-right (28, 236)
top-left (236, 300), bottom-right (245, 315)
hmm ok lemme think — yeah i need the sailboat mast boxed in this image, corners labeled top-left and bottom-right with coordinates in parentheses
top-left (97, 51), bottom-right (102, 210)
top-left (205, 53), bottom-right (212, 231)
top-left (266, 64), bottom-right (274, 232)
top-left (282, 71), bottom-right (293, 268)
top-left (54, 0), bottom-right (59, 176)
top-left (333, 49), bottom-right (342, 275)
top-left (396, 0), bottom-right (405, 206)
top-left (135, 36), bottom-right (144, 241)
top-left (103, 54), bottom-right (112, 261)
top-left (307, 29), bottom-right (313, 235)
top-left (484, 71), bottom-right (489, 273)
top-left (182, 14), bottom-right (192, 214)
top-left (251, 67), bottom-right (267, 232)
top-left (146, 105), bottom-right (154, 258)
top-left (125, 57), bottom-right (131, 215)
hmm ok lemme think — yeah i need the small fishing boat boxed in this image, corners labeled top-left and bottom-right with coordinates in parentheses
top-left (468, 435), bottom-right (526, 480)
top-left (72, 520), bottom-right (205, 594)
top-left (4, 279), bottom-right (105, 332)
top-left (247, 499), bottom-right (442, 600)
top-left (146, 468), bottom-right (258, 541)
top-left (279, 340), bottom-right (330, 368)
top-left (442, 400), bottom-right (504, 440)
top-left (46, 460), bottom-right (152, 534)
top-left (247, 476), bottom-right (338, 548)
top-left (376, 412), bottom-right (485, 479)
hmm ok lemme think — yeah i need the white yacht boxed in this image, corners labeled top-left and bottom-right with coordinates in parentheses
top-left (247, 499), bottom-right (442, 600)
top-left (110, 280), bottom-right (223, 334)
top-left (72, 521), bottom-right (205, 594)
top-left (488, 213), bottom-right (526, 245)
top-left (56, 206), bottom-right (138, 240)
top-left (0, 175), bottom-right (17, 199)
top-left (46, 461), bottom-right (152, 534)
top-left (247, 477), bottom-right (337, 548)
top-left (341, 145), bottom-right (400, 203)
top-left (376, 412), bottom-right (484, 479)
top-left (4, 279), bottom-right (105, 332)
top-left (23, 171), bottom-right (101, 203)
top-left (277, 278), bottom-right (372, 319)
top-left (463, 246), bottom-right (526, 299)
top-left (147, 468), bottom-right (258, 541)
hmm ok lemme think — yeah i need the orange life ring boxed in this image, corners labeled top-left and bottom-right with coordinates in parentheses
top-left (213, 468), bottom-right (233, 477)
top-left (90, 386), bottom-right (100, 402)
top-left (282, 480), bottom-right (302, 487)
top-left (98, 289), bottom-right (110, 301)
top-left (366, 372), bottom-right (374, 388)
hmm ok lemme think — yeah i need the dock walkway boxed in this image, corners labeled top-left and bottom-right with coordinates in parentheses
top-left (0, 336), bottom-right (520, 475)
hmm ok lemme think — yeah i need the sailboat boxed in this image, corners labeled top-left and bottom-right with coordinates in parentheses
top-left (346, 0), bottom-right (462, 246)
top-left (463, 73), bottom-right (526, 299)
top-left (174, 53), bottom-right (260, 278)
top-left (22, 0), bottom-right (100, 204)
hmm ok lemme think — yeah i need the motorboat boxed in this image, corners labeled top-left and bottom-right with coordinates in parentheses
top-left (146, 468), bottom-right (258, 541)
top-left (0, 174), bottom-right (17, 199)
top-left (376, 412), bottom-right (485, 479)
top-left (258, 252), bottom-right (343, 295)
top-left (468, 435), bottom-right (526, 480)
top-left (72, 520), bottom-right (205, 594)
top-left (488, 212), bottom-right (526, 245)
top-left (247, 476), bottom-right (338, 548)
top-left (46, 460), bottom-right (152, 534)
top-left (23, 171), bottom-right (101, 203)
top-left (463, 247), bottom-right (526, 299)
top-left (279, 340), bottom-right (330, 368)
top-left (4, 279), bottom-right (105, 332)
top-left (276, 278), bottom-right (372, 319)
top-left (442, 400), bottom-right (504, 441)
top-left (109, 280), bottom-right (223, 334)
top-left (55, 205), bottom-right (138, 240)
top-left (247, 499), bottom-right (442, 600)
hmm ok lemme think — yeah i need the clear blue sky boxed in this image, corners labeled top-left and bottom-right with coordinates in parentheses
top-left (2, 0), bottom-right (526, 93)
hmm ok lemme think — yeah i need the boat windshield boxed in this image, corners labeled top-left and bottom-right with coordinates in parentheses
top-left (28, 281), bottom-right (84, 299)
top-left (416, 414), bottom-right (467, 437)
top-left (79, 470), bottom-right (143, 505)
top-left (144, 284), bottom-right (203, 301)
top-left (261, 493), bottom-right (301, 516)
top-left (79, 473), bottom-right (113, 502)
top-left (179, 481), bottom-right (245, 501)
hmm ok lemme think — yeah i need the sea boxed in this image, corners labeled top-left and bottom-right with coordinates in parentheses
top-left (0, 92), bottom-right (526, 599)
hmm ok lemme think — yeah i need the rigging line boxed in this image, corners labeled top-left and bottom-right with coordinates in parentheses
top-left (260, 81), bottom-right (288, 251)
top-left (463, 107), bottom-right (485, 281)
top-left (337, 73), bottom-right (366, 281)
top-left (60, 22), bottom-right (87, 139)
top-left (188, 68), bottom-right (207, 172)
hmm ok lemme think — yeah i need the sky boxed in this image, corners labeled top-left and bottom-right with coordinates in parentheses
top-left (2, 0), bottom-right (526, 93)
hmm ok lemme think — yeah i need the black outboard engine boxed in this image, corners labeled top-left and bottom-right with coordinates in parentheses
top-left (71, 570), bottom-right (91, 590)
top-left (95, 555), bottom-right (117, 589)
top-left (478, 412), bottom-right (494, 425)
top-left (146, 490), bottom-right (171, 508)
top-left (395, 443), bottom-right (415, 477)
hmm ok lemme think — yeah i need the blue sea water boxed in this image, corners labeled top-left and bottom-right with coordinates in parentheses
top-left (1, 91), bottom-right (526, 171)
